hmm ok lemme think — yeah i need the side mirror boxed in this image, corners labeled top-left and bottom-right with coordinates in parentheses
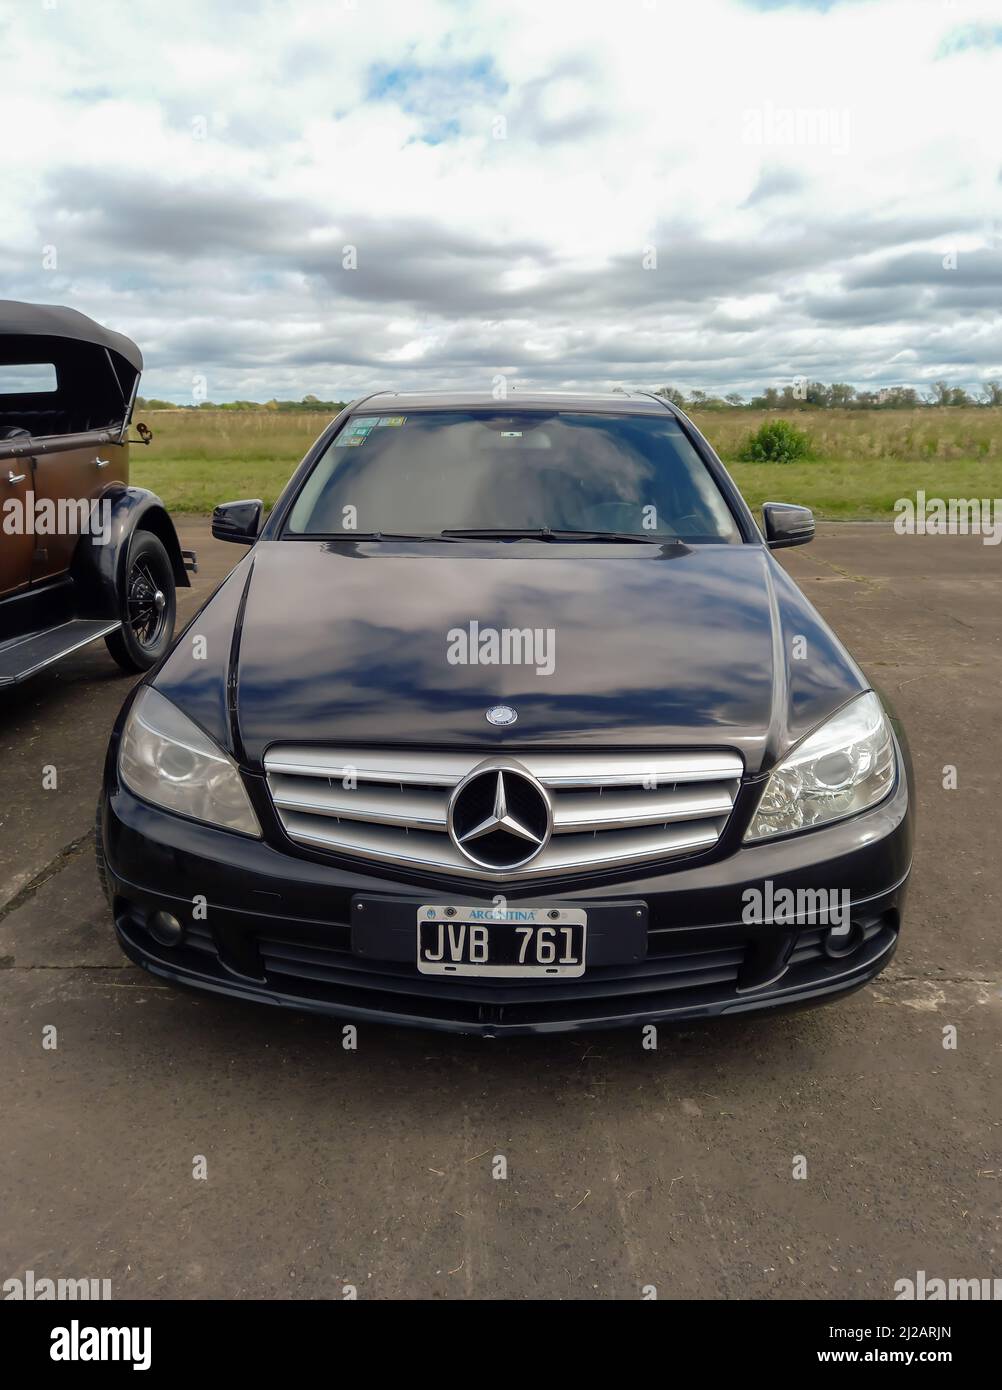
top-left (762, 502), bottom-right (815, 550)
top-left (212, 499), bottom-right (262, 545)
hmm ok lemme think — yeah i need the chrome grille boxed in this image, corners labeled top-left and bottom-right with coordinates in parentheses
top-left (264, 747), bottom-right (743, 880)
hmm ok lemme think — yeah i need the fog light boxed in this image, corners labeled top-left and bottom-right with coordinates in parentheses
top-left (823, 922), bottom-right (864, 960)
top-left (149, 910), bottom-right (185, 947)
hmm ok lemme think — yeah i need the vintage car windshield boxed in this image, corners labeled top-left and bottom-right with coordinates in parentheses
top-left (285, 410), bottom-right (741, 542)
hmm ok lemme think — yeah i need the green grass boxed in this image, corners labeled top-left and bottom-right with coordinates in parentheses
top-left (131, 410), bottom-right (322, 512)
top-left (728, 459), bottom-right (1002, 519)
top-left (130, 406), bottom-right (1002, 518)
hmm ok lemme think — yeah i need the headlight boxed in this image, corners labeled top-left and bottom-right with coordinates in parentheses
top-left (744, 691), bottom-right (895, 841)
top-left (119, 687), bottom-right (261, 837)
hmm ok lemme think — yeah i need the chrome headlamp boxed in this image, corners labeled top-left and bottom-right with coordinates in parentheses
top-left (745, 691), bottom-right (895, 841)
top-left (119, 687), bottom-right (260, 837)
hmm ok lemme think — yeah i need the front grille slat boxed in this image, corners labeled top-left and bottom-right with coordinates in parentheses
top-left (552, 785), bottom-right (735, 832)
top-left (264, 745), bottom-right (743, 880)
top-left (264, 749), bottom-right (473, 786)
top-left (257, 932), bottom-right (745, 1005)
top-left (268, 773), bottom-right (447, 829)
top-left (522, 752), bottom-right (744, 787)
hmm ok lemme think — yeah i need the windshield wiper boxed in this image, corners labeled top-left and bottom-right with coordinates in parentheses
top-left (321, 531), bottom-right (457, 542)
top-left (316, 528), bottom-right (684, 544)
top-left (440, 527), bottom-right (680, 544)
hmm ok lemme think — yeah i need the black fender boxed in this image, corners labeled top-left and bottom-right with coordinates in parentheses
top-left (72, 486), bottom-right (191, 620)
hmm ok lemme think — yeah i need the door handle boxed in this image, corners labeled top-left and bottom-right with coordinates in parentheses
top-left (95, 457), bottom-right (110, 469)
top-left (6, 470), bottom-right (26, 484)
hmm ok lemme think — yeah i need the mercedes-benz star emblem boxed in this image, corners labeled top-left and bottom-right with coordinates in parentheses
top-left (485, 704), bottom-right (517, 726)
top-left (448, 764), bottom-right (551, 871)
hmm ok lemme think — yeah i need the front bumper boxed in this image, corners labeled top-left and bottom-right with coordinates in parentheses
top-left (100, 750), bottom-right (912, 1037)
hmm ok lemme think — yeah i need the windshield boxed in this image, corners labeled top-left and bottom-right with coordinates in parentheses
top-left (285, 410), bottom-right (741, 542)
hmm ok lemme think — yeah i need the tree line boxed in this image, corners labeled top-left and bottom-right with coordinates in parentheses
top-left (135, 394), bottom-right (347, 412)
top-left (656, 381), bottom-right (1002, 410)
top-left (136, 383), bottom-right (1002, 412)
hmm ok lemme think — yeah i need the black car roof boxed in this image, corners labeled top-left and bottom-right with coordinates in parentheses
top-left (0, 299), bottom-right (143, 374)
top-left (355, 389), bottom-right (670, 414)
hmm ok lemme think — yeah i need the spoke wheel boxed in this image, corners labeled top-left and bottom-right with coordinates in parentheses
top-left (126, 556), bottom-right (170, 650)
top-left (105, 532), bottom-right (177, 673)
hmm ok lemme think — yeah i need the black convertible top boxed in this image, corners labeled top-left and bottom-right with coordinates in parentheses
top-left (0, 299), bottom-right (143, 373)
top-left (0, 300), bottom-right (144, 453)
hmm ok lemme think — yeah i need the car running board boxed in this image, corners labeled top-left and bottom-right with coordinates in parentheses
top-left (0, 619), bottom-right (121, 687)
top-left (181, 549), bottom-right (198, 574)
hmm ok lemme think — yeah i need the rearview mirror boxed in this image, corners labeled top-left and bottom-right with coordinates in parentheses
top-left (212, 499), bottom-right (262, 545)
top-left (762, 502), bottom-right (815, 550)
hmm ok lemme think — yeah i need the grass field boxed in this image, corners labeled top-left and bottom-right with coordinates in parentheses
top-left (130, 407), bottom-right (1002, 518)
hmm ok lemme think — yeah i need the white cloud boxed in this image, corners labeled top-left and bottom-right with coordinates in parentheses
top-left (0, 0), bottom-right (999, 400)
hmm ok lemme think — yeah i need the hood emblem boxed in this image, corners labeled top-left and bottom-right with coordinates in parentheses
top-left (448, 764), bottom-right (552, 871)
top-left (485, 704), bottom-right (517, 726)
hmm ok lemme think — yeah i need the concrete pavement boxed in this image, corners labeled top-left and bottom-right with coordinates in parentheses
top-left (1, 522), bottom-right (999, 1299)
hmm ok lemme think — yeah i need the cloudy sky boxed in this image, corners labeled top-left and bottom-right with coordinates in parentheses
top-left (1, 0), bottom-right (1000, 402)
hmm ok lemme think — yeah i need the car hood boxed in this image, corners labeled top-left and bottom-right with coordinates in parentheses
top-left (154, 539), bottom-right (866, 776)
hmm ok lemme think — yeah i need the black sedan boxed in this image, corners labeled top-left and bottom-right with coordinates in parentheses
top-left (98, 391), bottom-right (912, 1035)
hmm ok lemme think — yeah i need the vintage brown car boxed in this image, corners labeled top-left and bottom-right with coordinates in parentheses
top-left (0, 300), bottom-right (194, 686)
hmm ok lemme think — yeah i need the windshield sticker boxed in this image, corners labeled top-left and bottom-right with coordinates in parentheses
top-left (335, 418), bottom-right (379, 446)
top-left (376, 415), bottom-right (406, 426)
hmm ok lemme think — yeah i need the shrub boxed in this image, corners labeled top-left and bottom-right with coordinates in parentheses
top-left (738, 419), bottom-right (814, 464)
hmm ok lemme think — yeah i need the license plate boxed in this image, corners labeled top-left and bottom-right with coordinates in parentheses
top-left (417, 904), bottom-right (587, 978)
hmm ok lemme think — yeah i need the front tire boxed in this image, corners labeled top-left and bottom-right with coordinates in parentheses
top-left (105, 531), bottom-right (177, 673)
